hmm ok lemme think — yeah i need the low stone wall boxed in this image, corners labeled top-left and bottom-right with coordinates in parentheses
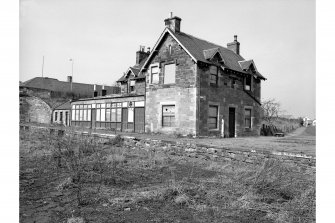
top-left (120, 136), bottom-right (315, 168)
top-left (21, 124), bottom-right (316, 168)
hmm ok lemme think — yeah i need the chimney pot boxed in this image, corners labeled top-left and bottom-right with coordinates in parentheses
top-left (234, 35), bottom-right (237, 42)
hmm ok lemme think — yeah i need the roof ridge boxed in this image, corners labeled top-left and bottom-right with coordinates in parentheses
top-left (179, 31), bottom-right (227, 51)
top-left (177, 31), bottom-right (245, 61)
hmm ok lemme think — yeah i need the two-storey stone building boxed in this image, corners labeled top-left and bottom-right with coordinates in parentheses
top-left (140, 15), bottom-right (266, 137)
top-left (70, 14), bottom-right (266, 137)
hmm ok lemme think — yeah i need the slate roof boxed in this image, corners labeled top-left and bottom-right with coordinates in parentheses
top-left (203, 48), bottom-right (222, 60)
top-left (171, 30), bottom-right (266, 79)
top-left (117, 57), bottom-right (147, 82)
top-left (238, 60), bottom-right (254, 71)
top-left (22, 77), bottom-right (120, 96)
top-left (54, 101), bottom-right (71, 110)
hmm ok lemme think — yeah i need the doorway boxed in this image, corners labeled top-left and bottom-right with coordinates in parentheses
top-left (229, 107), bottom-right (235, 137)
top-left (122, 108), bottom-right (128, 131)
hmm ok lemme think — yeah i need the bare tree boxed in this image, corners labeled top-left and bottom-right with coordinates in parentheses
top-left (261, 98), bottom-right (282, 125)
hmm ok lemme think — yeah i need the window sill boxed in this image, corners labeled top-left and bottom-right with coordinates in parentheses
top-left (209, 128), bottom-right (219, 131)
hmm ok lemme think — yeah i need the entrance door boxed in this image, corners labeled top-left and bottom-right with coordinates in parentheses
top-left (65, 111), bottom-right (68, 126)
top-left (91, 109), bottom-right (96, 129)
top-left (134, 107), bottom-right (145, 133)
top-left (122, 108), bottom-right (128, 131)
top-left (229, 107), bottom-right (235, 137)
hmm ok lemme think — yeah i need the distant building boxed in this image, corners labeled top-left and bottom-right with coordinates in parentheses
top-left (21, 76), bottom-right (120, 98)
top-left (302, 117), bottom-right (315, 127)
top-left (52, 101), bottom-right (71, 126)
top-left (20, 76), bottom-right (120, 125)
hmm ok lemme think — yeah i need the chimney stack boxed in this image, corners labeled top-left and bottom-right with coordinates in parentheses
top-left (67, 76), bottom-right (72, 83)
top-left (227, 35), bottom-right (240, 55)
top-left (164, 12), bottom-right (181, 33)
top-left (101, 85), bottom-right (107, 96)
top-left (93, 84), bottom-right (98, 97)
top-left (136, 45), bottom-right (150, 65)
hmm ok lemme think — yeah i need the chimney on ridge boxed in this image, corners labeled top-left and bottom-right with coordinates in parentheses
top-left (93, 84), bottom-right (98, 97)
top-left (136, 45), bottom-right (150, 65)
top-left (164, 12), bottom-right (181, 33)
top-left (67, 76), bottom-right (72, 83)
top-left (101, 85), bottom-right (107, 96)
top-left (227, 35), bottom-right (240, 55)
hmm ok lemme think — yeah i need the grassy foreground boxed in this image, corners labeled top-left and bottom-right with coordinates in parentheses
top-left (20, 129), bottom-right (315, 223)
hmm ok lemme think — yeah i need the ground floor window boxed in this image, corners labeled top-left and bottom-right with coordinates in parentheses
top-left (128, 107), bottom-right (134, 123)
top-left (162, 105), bottom-right (175, 127)
top-left (245, 108), bottom-right (252, 128)
top-left (208, 105), bottom-right (218, 129)
top-left (72, 104), bottom-right (91, 121)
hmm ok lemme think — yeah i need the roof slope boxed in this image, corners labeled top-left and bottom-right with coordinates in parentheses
top-left (22, 77), bottom-right (119, 96)
top-left (117, 56), bottom-right (148, 82)
top-left (54, 101), bottom-right (71, 110)
top-left (159, 29), bottom-right (265, 80)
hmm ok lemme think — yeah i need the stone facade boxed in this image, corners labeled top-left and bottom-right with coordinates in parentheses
top-left (143, 31), bottom-right (263, 137)
top-left (197, 63), bottom-right (262, 137)
top-left (145, 34), bottom-right (198, 135)
top-left (120, 79), bottom-right (145, 95)
top-left (20, 96), bottom-right (52, 124)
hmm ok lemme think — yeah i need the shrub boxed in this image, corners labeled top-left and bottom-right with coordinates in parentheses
top-left (109, 135), bottom-right (124, 146)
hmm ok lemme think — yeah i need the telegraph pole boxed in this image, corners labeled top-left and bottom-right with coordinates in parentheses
top-left (41, 56), bottom-right (44, 77)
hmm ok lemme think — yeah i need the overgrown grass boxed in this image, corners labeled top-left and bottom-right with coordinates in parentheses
top-left (20, 128), bottom-right (315, 223)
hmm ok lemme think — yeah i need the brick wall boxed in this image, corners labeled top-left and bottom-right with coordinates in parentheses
top-left (145, 34), bottom-right (197, 135)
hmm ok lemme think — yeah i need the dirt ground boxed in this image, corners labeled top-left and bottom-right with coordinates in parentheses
top-left (188, 126), bottom-right (316, 156)
top-left (19, 128), bottom-right (315, 223)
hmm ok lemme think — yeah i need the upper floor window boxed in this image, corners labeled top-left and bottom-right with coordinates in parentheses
top-left (164, 63), bottom-right (176, 84)
top-left (55, 112), bottom-right (58, 121)
top-left (130, 80), bottom-right (135, 92)
top-left (210, 66), bottom-right (218, 86)
top-left (245, 75), bottom-right (252, 91)
top-left (151, 66), bottom-right (159, 84)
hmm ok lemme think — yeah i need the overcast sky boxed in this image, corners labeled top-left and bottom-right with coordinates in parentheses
top-left (20, 0), bottom-right (315, 118)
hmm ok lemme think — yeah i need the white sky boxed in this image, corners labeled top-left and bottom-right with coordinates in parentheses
top-left (19, 0), bottom-right (315, 118)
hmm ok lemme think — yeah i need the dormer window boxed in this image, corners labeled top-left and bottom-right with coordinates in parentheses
top-left (129, 80), bottom-right (135, 92)
top-left (210, 65), bottom-right (218, 86)
top-left (245, 75), bottom-right (252, 91)
top-left (203, 48), bottom-right (224, 64)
